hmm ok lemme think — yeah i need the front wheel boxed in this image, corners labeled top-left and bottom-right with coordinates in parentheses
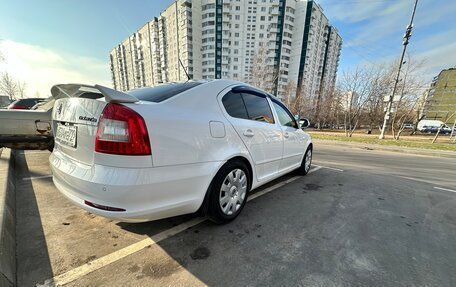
top-left (296, 146), bottom-right (312, 175)
top-left (208, 161), bottom-right (250, 224)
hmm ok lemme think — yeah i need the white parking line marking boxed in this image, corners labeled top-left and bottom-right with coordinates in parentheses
top-left (38, 217), bottom-right (206, 287)
top-left (248, 166), bottom-right (322, 201)
top-left (22, 175), bottom-right (53, 181)
top-left (434, 186), bottom-right (456, 193)
top-left (38, 166), bottom-right (325, 286)
top-left (312, 165), bottom-right (344, 172)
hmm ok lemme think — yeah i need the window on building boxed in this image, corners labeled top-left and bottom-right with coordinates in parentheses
top-left (202, 3), bottom-right (215, 10)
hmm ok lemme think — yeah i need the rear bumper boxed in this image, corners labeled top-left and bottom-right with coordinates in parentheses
top-left (50, 150), bottom-right (223, 222)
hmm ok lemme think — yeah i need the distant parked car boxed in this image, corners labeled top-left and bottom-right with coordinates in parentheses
top-left (0, 101), bottom-right (53, 150)
top-left (50, 80), bottom-right (313, 224)
top-left (0, 96), bottom-right (69, 150)
top-left (402, 123), bottom-right (414, 129)
top-left (7, 98), bottom-right (46, 110)
top-left (418, 120), bottom-right (452, 135)
top-left (420, 126), bottom-right (452, 134)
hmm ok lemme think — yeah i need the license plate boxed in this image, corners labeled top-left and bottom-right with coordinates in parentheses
top-left (55, 124), bottom-right (77, 148)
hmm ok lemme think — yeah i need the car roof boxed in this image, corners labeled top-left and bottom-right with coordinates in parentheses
top-left (126, 80), bottom-right (247, 103)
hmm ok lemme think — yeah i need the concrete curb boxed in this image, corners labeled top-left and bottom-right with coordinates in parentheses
top-left (314, 139), bottom-right (456, 158)
top-left (0, 148), bottom-right (16, 287)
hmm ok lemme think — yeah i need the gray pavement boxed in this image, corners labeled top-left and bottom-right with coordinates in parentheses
top-left (14, 144), bottom-right (456, 287)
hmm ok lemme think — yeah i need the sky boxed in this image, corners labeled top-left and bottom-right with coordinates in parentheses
top-left (0, 0), bottom-right (455, 97)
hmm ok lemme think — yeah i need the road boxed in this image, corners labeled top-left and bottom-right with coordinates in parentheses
top-left (14, 143), bottom-right (456, 287)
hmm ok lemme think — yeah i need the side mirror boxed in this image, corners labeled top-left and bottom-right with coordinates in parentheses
top-left (300, 118), bottom-right (310, 129)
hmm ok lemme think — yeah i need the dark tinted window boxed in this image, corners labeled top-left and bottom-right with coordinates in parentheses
top-left (272, 101), bottom-right (298, 129)
top-left (17, 98), bottom-right (44, 108)
top-left (222, 91), bottom-right (248, 119)
top-left (81, 92), bottom-right (103, 99)
top-left (242, 93), bottom-right (274, 124)
top-left (128, 82), bottom-right (202, 102)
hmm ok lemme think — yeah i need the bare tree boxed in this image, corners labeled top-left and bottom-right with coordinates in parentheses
top-left (432, 110), bottom-right (456, 144)
top-left (338, 67), bottom-right (376, 137)
top-left (250, 45), bottom-right (276, 94)
top-left (17, 81), bottom-right (27, 99)
top-left (281, 80), bottom-right (298, 112)
top-left (390, 55), bottom-right (426, 140)
top-left (0, 72), bottom-right (18, 101)
top-left (362, 64), bottom-right (392, 133)
top-left (0, 46), bottom-right (4, 62)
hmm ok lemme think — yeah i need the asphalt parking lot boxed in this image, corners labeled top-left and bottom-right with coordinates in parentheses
top-left (14, 143), bottom-right (456, 287)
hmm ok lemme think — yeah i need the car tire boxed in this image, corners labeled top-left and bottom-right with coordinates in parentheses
top-left (296, 146), bottom-right (312, 176)
top-left (208, 160), bottom-right (250, 224)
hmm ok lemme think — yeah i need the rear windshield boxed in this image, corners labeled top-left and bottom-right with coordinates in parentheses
top-left (18, 98), bottom-right (44, 107)
top-left (128, 82), bottom-right (202, 103)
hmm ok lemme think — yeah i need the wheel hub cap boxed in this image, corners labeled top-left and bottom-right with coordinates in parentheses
top-left (219, 169), bottom-right (247, 216)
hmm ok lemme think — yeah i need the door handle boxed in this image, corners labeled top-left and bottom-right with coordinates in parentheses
top-left (284, 132), bottom-right (289, 138)
top-left (243, 129), bottom-right (254, 137)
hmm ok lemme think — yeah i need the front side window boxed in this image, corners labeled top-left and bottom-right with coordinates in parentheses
top-left (272, 101), bottom-right (298, 129)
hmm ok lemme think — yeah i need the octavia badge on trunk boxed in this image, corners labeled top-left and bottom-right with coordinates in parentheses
top-left (79, 116), bottom-right (97, 123)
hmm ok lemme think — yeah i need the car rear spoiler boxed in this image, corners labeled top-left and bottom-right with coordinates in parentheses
top-left (50, 84), bottom-right (139, 103)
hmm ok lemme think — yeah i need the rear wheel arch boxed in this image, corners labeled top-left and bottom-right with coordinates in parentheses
top-left (197, 155), bottom-right (253, 217)
top-left (226, 156), bottom-right (253, 190)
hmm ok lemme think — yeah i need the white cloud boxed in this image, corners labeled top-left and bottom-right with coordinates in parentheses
top-left (416, 42), bottom-right (456, 79)
top-left (0, 40), bottom-right (111, 98)
top-left (318, 0), bottom-right (409, 23)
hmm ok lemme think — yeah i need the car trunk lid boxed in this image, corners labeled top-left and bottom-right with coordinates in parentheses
top-left (51, 84), bottom-right (140, 165)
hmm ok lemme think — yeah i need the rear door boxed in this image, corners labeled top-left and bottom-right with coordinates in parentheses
top-left (270, 99), bottom-right (305, 172)
top-left (221, 90), bottom-right (283, 182)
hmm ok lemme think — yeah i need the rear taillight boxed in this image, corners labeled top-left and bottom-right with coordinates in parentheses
top-left (9, 104), bottom-right (28, 109)
top-left (95, 103), bottom-right (151, 155)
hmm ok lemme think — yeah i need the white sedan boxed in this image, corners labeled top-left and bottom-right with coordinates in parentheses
top-left (50, 80), bottom-right (313, 223)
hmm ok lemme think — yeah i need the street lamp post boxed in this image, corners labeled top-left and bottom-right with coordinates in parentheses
top-left (379, 0), bottom-right (419, 139)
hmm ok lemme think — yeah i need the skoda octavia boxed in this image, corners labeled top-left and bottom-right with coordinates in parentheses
top-left (50, 80), bottom-right (313, 223)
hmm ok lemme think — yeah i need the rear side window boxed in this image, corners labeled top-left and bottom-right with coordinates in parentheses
top-left (222, 91), bottom-right (274, 124)
top-left (222, 92), bottom-right (249, 119)
top-left (128, 82), bottom-right (202, 103)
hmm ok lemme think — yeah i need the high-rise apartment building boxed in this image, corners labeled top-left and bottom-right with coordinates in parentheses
top-left (423, 68), bottom-right (456, 124)
top-left (109, 0), bottom-right (342, 100)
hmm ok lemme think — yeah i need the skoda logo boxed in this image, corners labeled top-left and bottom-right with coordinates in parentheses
top-left (57, 103), bottom-right (63, 115)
